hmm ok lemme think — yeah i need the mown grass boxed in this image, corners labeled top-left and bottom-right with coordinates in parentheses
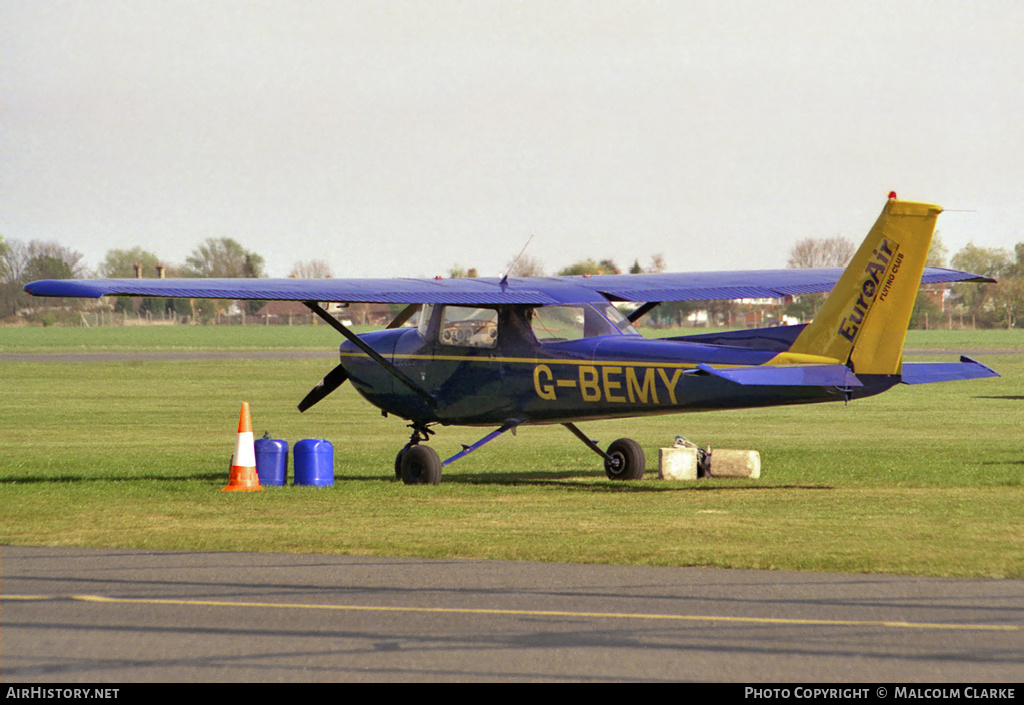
top-left (3, 323), bottom-right (1021, 352)
top-left (1, 326), bottom-right (1021, 577)
top-left (0, 323), bottom-right (348, 352)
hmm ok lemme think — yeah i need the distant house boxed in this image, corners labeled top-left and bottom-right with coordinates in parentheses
top-left (255, 300), bottom-right (394, 326)
top-left (255, 300), bottom-right (312, 325)
top-left (731, 296), bottom-right (797, 327)
top-left (919, 284), bottom-right (948, 312)
top-left (329, 302), bottom-right (393, 326)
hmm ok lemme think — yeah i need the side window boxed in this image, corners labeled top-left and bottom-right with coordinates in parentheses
top-left (530, 305), bottom-right (586, 343)
top-left (438, 306), bottom-right (498, 348)
top-left (530, 304), bottom-right (638, 343)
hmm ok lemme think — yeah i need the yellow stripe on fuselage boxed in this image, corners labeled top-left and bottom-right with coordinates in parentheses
top-left (341, 351), bottom-right (842, 369)
top-left (340, 351), bottom-right (706, 369)
top-left (765, 352), bottom-right (843, 366)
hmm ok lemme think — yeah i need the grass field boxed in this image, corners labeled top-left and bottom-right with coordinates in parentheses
top-left (3, 323), bottom-right (1022, 352)
top-left (1, 325), bottom-right (1021, 577)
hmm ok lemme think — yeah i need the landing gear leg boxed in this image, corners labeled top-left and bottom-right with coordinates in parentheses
top-left (563, 423), bottom-right (646, 481)
top-left (394, 420), bottom-right (521, 485)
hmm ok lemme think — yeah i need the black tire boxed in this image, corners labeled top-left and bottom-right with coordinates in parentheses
top-left (604, 438), bottom-right (645, 481)
top-left (399, 444), bottom-right (442, 485)
top-left (394, 446), bottom-right (409, 479)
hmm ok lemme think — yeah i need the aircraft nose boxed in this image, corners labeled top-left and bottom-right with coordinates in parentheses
top-left (338, 338), bottom-right (366, 359)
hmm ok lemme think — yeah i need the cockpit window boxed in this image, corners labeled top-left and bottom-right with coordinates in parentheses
top-left (438, 306), bottom-right (499, 348)
top-left (530, 304), bottom-right (638, 343)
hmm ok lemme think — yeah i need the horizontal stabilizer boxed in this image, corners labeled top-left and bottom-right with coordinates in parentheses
top-left (695, 364), bottom-right (863, 388)
top-left (900, 356), bottom-right (1001, 385)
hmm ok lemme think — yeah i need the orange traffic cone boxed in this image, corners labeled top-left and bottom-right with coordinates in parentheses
top-left (222, 402), bottom-right (262, 492)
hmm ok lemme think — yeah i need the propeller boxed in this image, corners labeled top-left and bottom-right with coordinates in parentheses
top-left (298, 364), bottom-right (349, 412)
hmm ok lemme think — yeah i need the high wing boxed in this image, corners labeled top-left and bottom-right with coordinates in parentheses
top-left (553, 266), bottom-right (992, 302)
top-left (23, 266), bottom-right (991, 306)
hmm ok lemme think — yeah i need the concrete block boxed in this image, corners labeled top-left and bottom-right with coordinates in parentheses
top-left (709, 449), bottom-right (760, 479)
top-left (659, 446), bottom-right (698, 480)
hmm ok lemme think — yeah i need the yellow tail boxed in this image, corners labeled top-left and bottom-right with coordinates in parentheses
top-left (788, 197), bottom-right (942, 374)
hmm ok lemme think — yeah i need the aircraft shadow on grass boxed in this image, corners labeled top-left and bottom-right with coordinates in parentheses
top-left (0, 469), bottom-right (837, 492)
top-left (339, 470), bottom-right (833, 492)
top-left (0, 472), bottom-right (227, 485)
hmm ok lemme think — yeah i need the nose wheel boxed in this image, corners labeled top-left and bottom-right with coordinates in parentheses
top-left (397, 444), bottom-right (442, 485)
top-left (395, 424), bottom-right (442, 485)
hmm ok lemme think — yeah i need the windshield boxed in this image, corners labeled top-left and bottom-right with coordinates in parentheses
top-left (530, 304), bottom-right (638, 343)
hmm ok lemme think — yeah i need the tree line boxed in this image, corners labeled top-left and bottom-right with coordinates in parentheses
top-left (782, 234), bottom-right (1024, 330)
top-left (3, 230), bottom-right (1023, 329)
top-left (0, 234), bottom-right (334, 324)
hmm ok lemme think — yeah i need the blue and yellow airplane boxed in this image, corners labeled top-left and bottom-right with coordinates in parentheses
top-left (27, 196), bottom-right (998, 484)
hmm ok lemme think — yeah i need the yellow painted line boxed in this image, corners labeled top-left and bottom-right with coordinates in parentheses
top-left (341, 351), bottom-right (842, 371)
top-left (3, 594), bottom-right (1018, 632)
top-left (343, 352), bottom-right (703, 369)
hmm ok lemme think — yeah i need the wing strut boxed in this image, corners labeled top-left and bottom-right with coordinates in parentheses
top-left (386, 304), bottom-right (421, 329)
top-left (303, 301), bottom-right (437, 408)
top-left (627, 301), bottom-right (661, 324)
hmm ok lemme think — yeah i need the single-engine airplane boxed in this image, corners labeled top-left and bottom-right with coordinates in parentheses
top-left (26, 195), bottom-right (999, 484)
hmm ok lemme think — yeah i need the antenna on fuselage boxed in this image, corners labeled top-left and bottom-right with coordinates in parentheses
top-left (500, 234), bottom-right (535, 288)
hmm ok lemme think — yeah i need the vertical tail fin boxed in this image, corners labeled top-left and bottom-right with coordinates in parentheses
top-left (788, 197), bottom-right (942, 374)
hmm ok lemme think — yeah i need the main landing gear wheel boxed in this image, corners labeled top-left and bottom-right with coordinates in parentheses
top-left (604, 438), bottom-right (645, 481)
top-left (399, 444), bottom-right (442, 485)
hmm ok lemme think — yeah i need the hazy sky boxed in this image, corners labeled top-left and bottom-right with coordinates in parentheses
top-left (3, 1), bottom-right (1023, 279)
